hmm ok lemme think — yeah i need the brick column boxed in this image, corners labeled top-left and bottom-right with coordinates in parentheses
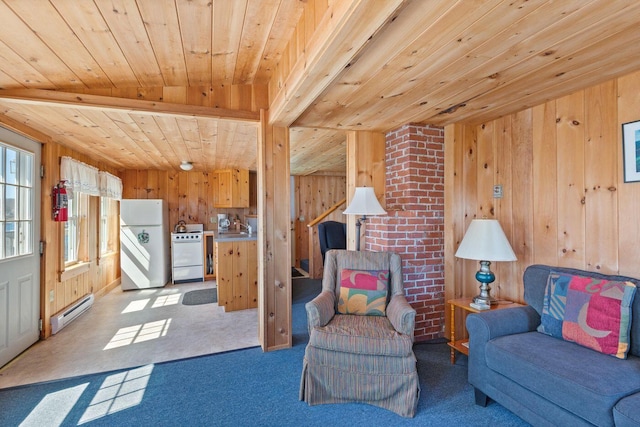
top-left (366, 124), bottom-right (445, 341)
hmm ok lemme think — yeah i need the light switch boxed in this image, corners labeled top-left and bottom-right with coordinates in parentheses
top-left (493, 184), bottom-right (503, 199)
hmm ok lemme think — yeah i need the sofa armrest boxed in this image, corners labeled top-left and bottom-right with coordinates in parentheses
top-left (387, 294), bottom-right (416, 338)
top-left (466, 305), bottom-right (540, 342)
top-left (305, 291), bottom-right (335, 335)
top-left (466, 306), bottom-right (540, 390)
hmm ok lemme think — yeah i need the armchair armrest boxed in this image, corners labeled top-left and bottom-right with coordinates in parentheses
top-left (387, 294), bottom-right (416, 338)
top-left (305, 291), bottom-right (335, 336)
top-left (466, 306), bottom-right (540, 389)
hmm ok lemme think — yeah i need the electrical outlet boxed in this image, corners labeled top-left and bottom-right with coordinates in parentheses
top-left (210, 217), bottom-right (216, 223)
top-left (49, 290), bottom-right (55, 302)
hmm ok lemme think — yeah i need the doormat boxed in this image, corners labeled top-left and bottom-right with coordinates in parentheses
top-left (292, 267), bottom-right (305, 278)
top-left (182, 288), bottom-right (217, 306)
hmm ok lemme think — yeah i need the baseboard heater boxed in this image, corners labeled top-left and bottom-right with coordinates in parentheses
top-left (51, 293), bottom-right (94, 335)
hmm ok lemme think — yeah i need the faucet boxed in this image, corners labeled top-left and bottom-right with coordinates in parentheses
top-left (239, 223), bottom-right (252, 235)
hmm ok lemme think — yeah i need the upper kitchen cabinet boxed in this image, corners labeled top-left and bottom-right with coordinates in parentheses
top-left (213, 169), bottom-right (250, 208)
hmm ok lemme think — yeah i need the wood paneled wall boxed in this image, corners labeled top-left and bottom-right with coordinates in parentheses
top-left (120, 170), bottom-right (257, 232)
top-left (445, 70), bottom-right (640, 312)
top-left (346, 131), bottom-right (387, 250)
top-left (293, 174), bottom-right (346, 274)
top-left (41, 141), bottom-right (120, 337)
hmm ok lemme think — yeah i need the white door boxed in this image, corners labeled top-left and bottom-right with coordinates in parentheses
top-left (0, 128), bottom-right (41, 368)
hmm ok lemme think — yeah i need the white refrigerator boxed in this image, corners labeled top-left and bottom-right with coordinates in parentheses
top-left (120, 199), bottom-right (170, 290)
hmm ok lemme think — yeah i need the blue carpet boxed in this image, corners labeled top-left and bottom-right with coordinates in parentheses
top-left (0, 279), bottom-right (529, 426)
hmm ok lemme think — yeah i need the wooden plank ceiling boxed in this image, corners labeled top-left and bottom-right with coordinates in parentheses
top-left (0, 0), bottom-right (639, 175)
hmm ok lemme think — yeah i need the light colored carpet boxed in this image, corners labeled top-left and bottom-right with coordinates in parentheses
top-left (0, 280), bottom-right (258, 388)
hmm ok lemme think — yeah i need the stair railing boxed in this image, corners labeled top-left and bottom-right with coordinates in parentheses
top-left (306, 198), bottom-right (346, 278)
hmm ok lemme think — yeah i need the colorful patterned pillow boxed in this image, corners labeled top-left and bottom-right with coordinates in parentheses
top-left (337, 269), bottom-right (389, 316)
top-left (537, 272), bottom-right (571, 338)
top-left (562, 276), bottom-right (636, 359)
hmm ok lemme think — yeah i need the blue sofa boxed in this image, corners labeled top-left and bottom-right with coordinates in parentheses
top-left (466, 264), bottom-right (640, 427)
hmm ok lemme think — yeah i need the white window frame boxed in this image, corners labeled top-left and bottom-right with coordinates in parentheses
top-left (0, 143), bottom-right (34, 260)
top-left (100, 196), bottom-right (118, 255)
top-left (64, 192), bottom-right (88, 266)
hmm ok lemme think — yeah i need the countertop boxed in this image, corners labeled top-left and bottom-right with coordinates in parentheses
top-left (204, 230), bottom-right (257, 242)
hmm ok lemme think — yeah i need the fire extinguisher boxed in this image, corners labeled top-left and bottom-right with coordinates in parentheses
top-left (52, 180), bottom-right (68, 222)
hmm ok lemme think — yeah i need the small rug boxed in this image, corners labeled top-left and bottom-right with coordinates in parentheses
top-left (182, 288), bottom-right (217, 306)
top-left (292, 267), bottom-right (305, 278)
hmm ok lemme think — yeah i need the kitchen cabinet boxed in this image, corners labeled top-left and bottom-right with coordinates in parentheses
top-left (213, 169), bottom-right (249, 208)
top-left (215, 239), bottom-right (257, 311)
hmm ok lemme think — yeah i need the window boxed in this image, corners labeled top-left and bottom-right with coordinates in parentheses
top-left (100, 197), bottom-right (117, 254)
top-left (59, 157), bottom-right (122, 278)
top-left (0, 143), bottom-right (34, 259)
top-left (64, 192), bottom-right (88, 265)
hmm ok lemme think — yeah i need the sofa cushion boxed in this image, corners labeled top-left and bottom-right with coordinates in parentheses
top-left (337, 269), bottom-right (388, 316)
top-left (485, 331), bottom-right (640, 427)
top-left (309, 314), bottom-right (412, 357)
top-left (614, 393), bottom-right (640, 427)
top-left (537, 272), bottom-right (570, 338)
top-left (523, 265), bottom-right (640, 358)
top-left (562, 275), bottom-right (636, 359)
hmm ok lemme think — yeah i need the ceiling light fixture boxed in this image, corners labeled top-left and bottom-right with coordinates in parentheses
top-left (180, 161), bottom-right (193, 171)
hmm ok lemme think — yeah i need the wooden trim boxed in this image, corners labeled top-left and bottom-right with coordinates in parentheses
top-left (94, 277), bottom-right (121, 299)
top-left (59, 261), bottom-right (90, 282)
top-left (306, 198), bottom-right (346, 228)
top-left (257, 109), bottom-right (292, 351)
top-left (269, 0), bottom-right (405, 127)
top-left (0, 89), bottom-right (260, 122)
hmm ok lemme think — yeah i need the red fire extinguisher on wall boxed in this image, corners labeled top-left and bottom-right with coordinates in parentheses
top-left (52, 180), bottom-right (68, 222)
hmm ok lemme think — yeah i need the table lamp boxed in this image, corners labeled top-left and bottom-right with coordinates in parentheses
top-left (455, 219), bottom-right (517, 307)
top-left (343, 187), bottom-right (386, 251)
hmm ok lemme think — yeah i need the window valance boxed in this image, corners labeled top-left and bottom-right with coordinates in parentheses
top-left (99, 171), bottom-right (123, 201)
top-left (60, 156), bottom-right (122, 200)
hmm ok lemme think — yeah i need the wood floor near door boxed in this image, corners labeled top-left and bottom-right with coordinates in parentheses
top-left (0, 280), bottom-right (258, 389)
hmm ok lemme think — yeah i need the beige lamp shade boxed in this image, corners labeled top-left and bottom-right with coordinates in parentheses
top-left (455, 219), bottom-right (517, 262)
top-left (343, 187), bottom-right (387, 216)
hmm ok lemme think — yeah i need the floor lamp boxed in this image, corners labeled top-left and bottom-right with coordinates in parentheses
top-left (343, 187), bottom-right (386, 251)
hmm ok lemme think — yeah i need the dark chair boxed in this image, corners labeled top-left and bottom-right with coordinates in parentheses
top-left (317, 221), bottom-right (346, 264)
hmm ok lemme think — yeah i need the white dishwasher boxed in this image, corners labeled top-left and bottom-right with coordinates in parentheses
top-left (171, 224), bottom-right (204, 283)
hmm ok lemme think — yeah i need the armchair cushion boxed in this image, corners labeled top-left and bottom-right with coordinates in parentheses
top-left (309, 314), bottom-right (413, 357)
top-left (337, 269), bottom-right (389, 316)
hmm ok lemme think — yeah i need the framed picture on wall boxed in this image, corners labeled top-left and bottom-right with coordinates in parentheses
top-left (622, 120), bottom-right (640, 183)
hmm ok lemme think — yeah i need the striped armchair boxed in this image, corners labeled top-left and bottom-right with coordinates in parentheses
top-left (299, 250), bottom-right (420, 417)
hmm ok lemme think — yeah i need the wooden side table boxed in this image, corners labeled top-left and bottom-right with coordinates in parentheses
top-left (447, 298), bottom-right (523, 364)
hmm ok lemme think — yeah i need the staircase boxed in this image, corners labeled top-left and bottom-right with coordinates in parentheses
top-left (305, 198), bottom-right (346, 279)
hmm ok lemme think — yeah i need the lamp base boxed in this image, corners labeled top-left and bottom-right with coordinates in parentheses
top-left (473, 294), bottom-right (498, 306)
top-left (474, 260), bottom-right (498, 305)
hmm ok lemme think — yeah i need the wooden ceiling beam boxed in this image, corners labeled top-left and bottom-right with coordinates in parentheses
top-left (0, 89), bottom-right (260, 122)
top-left (268, 0), bottom-right (406, 128)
